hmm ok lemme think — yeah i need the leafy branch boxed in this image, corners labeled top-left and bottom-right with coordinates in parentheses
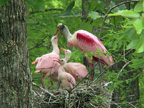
top-left (99, 0), bottom-right (140, 37)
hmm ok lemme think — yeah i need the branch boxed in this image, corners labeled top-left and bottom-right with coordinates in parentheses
top-left (117, 61), bottom-right (130, 79)
top-left (98, 0), bottom-right (140, 38)
top-left (68, 74), bottom-right (89, 93)
top-left (29, 8), bottom-right (64, 14)
top-left (88, 70), bottom-right (106, 86)
top-left (28, 36), bottom-right (50, 50)
top-left (32, 82), bottom-right (56, 98)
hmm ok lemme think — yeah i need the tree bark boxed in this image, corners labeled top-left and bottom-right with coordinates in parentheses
top-left (0, 0), bottom-right (33, 107)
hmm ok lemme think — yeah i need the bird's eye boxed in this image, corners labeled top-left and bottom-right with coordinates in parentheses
top-left (60, 24), bottom-right (65, 29)
top-left (61, 59), bottom-right (64, 62)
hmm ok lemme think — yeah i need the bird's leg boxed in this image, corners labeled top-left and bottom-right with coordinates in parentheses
top-left (90, 63), bottom-right (94, 82)
top-left (85, 57), bottom-right (94, 82)
top-left (47, 80), bottom-right (53, 89)
top-left (40, 74), bottom-right (47, 90)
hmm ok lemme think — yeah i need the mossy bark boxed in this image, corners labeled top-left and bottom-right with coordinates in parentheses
top-left (0, 0), bottom-right (33, 107)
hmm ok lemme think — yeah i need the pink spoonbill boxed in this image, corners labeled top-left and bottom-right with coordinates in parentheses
top-left (32, 33), bottom-right (60, 89)
top-left (58, 59), bottom-right (76, 89)
top-left (61, 48), bottom-right (88, 81)
top-left (57, 23), bottom-right (114, 81)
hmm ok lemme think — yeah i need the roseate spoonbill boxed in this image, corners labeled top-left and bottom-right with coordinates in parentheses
top-left (57, 23), bottom-right (113, 81)
top-left (58, 59), bottom-right (76, 89)
top-left (32, 33), bottom-right (60, 89)
top-left (61, 48), bottom-right (88, 81)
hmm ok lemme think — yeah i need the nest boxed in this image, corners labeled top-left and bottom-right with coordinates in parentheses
top-left (32, 78), bottom-right (113, 108)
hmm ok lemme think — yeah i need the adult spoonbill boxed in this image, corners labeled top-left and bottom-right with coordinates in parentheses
top-left (58, 59), bottom-right (76, 89)
top-left (32, 33), bottom-right (60, 89)
top-left (61, 48), bottom-right (88, 81)
top-left (57, 23), bottom-right (114, 81)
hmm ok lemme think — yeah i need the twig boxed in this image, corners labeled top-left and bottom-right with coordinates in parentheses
top-left (117, 61), bottom-right (130, 79)
top-left (124, 49), bottom-right (133, 56)
top-left (68, 74), bottom-right (89, 93)
top-left (28, 36), bottom-right (48, 50)
top-left (98, 0), bottom-right (139, 38)
top-left (68, 93), bottom-right (71, 108)
top-left (88, 71), bottom-right (106, 86)
top-left (128, 102), bottom-right (137, 108)
top-left (107, 23), bottom-right (123, 29)
top-left (32, 82), bottom-right (56, 97)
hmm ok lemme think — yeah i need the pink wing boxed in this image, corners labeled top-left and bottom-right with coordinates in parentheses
top-left (75, 30), bottom-right (113, 66)
top-left (66, 73), bottom-right (76, 87)
top-left (36, 53), bottom-right (59, 74)
top-left (65, 62), bottom-right (88, 81)
top-left (76, 30), bottom-right (107, 52)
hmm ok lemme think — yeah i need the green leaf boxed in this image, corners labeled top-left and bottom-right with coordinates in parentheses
top-left (134, 1), bottom-right (143, 12)
top-left (65, 0), bottom-right (75, 15)
top-left (140, 31), bottom-right (144, 41)
top-left (34, 0), bottom-right (45, 11)
top-left (127, 29), bottom-right (138, 40)
top-left (130, 58), bottom-right (144, 68)
top-left (120, 28), bottom-right (138, 40)
top-left (0, 0), bottom-right (9, 7)
top-left (136, 41), bottom-right (144, 53)
top-left (133, 18), bottom-right (144, 34)
top-left (88, 11), bottom-right (102, 20)
top-left (126, 39), bottom-right (139, 50)
top-left (108, 10), bottom-right (140, 18)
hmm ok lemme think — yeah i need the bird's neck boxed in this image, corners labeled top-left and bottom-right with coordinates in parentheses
top-left (52, 42), bottom-right (59, 54)
top-left (58, 65), bottom-right (65, 74)
top-left (62, 27), bottom-right (73, 40)
top-left (65, 54), bottom-right (71, 62)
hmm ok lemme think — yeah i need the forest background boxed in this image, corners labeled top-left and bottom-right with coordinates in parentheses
top-left (0, 0), bottom-right (144, 107)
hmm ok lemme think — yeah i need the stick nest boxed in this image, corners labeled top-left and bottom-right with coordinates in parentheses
top-left (32, 79), bottom-right (112, 108)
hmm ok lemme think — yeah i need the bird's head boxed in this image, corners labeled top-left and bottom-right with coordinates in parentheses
top-left (57, 23), bottom-right (65, 31)
top-left (58, 59), bottom-right (66, 65)
top-left (61, 48), bottom-right (71, 56)
top-left (51, 33), bottom-right (59, 43)
top-left (56, 23), bottom-right (70, 40)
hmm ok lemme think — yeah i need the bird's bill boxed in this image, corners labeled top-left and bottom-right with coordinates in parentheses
top-left (57, 23), bottom-right (63, 30)
top-left (32, 61), bottom-right (37, 65)
top-left (58, 60), bottom-right (60, 63)
top-left (57, 25), bottom-right (60, 30)
top-left (55, 32), bottom-right (61, 38)
top-left (57, 59), bottom-right (62, 64)
top-left (55, 29), bottom-right (61, 38)
top-left (61, 48), bottom-right (66, 52)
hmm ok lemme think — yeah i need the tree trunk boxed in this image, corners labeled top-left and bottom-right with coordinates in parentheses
top-left (0, 0), bottom-right (33, 107)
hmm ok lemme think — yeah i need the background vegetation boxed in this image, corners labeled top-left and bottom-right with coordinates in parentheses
top-left (25, 0), bottom-right (143, 107)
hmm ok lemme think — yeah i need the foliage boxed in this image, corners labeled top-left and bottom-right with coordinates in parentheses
top-left (0, 0), bottom-right (9, 7)
top-left (108, 1), bottom-right (144, 68)
top-left (26, 0), bottom-right (144, 107)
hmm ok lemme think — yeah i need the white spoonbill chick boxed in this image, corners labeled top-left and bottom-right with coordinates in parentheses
top-left (58, 59), bottom-right (76, 89)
